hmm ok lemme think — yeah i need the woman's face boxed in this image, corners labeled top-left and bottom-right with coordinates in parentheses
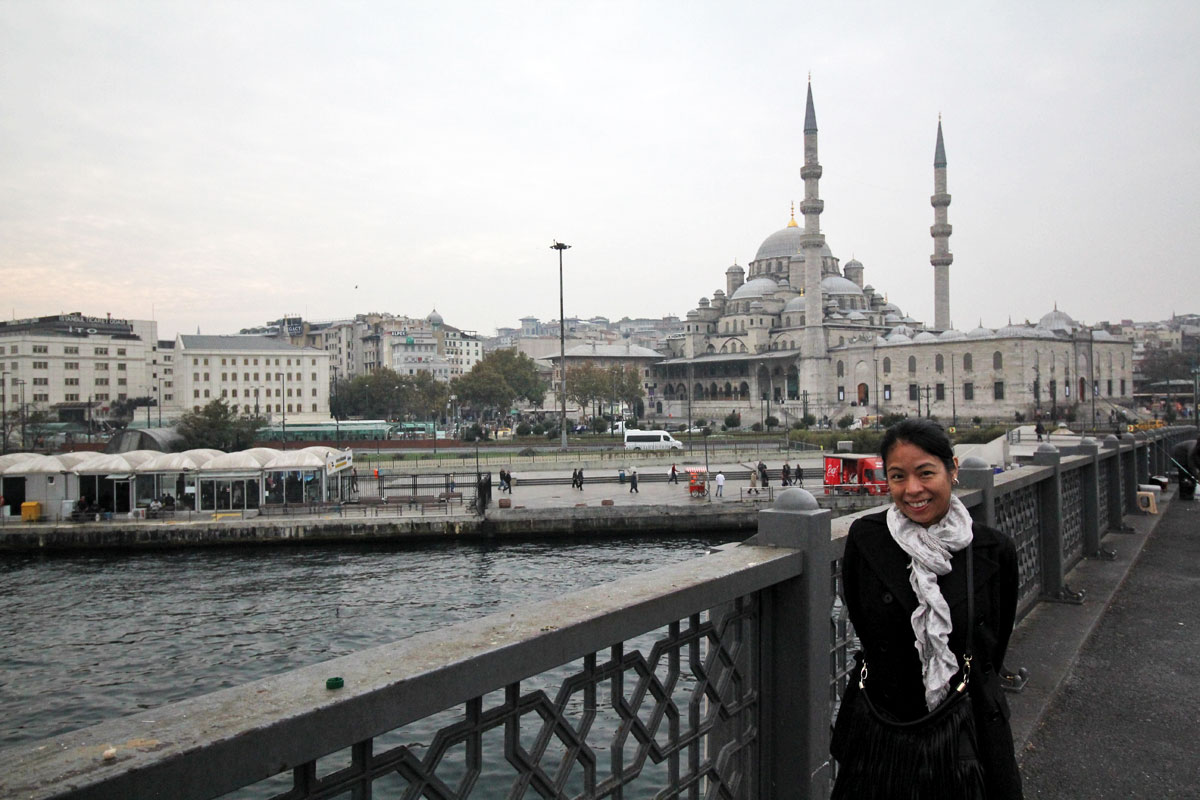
top-left (884, 440), bottom-right (958, 527)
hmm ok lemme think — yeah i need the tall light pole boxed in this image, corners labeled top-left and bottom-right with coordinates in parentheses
top-left (1, 370), bottom-right (8, 455)
top-left (16, 379), bottom-right (27, 450)
top-left (551, 240), bottom-right (571, 451)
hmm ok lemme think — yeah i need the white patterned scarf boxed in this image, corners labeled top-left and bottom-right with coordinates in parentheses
top-left (886, 494), bottom-right (974, 710)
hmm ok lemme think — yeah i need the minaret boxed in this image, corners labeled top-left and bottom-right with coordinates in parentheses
top-left (799, 79), bottom-right (827, 361)
top-left (930, 116), bottom-right (953, 330)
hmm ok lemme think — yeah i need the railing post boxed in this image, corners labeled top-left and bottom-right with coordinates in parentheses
top-left (1134, 432), bottom-right (1150, 486)
top-left (1075, 437), bottom-right (1109, 559)
top-left (1120, 433), bottom-right (1138, 515)
top-left (1102, 435), bottom-right (1123, 531)
top-left (956, 455), bottom-right (995, 528)
top-left (743, 488), bottom-right (832, 799)
top-left (1032, 444), bottom-right (1082, 602)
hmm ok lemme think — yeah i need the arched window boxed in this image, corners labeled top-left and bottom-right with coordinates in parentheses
top-left (963, 353), bottom-right (973, 372)
top-left (935, 354), bottom-right (945, 373)
top-left (908, 356), bottom-right (917, 373)
top-left (837, 360), bottom-right (845, 377)
top-left (993, 351), bottom-right (1003, 370)
top-left (883, 357), bottom-right (891, 374)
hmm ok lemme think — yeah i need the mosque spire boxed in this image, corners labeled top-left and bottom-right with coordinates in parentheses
top-left (930, 115), bottom-right (953, 330)
top-left (787, 201), bottom-right (798, 227)
top-left (804, 77), bottom-right (818, 134)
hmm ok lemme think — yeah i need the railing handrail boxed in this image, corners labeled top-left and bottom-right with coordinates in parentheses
top-left (0, 544), bottom-right (803, 800)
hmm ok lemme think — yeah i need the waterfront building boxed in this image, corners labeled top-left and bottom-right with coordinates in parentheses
top-left (649, 83), bottom-right (1134, 426)
top-left (174, 335), bottom-right (331, 423)
top-left (0, 313), bottom-right (166, 442)
top-left (541, 341), bottom-right (667, 418)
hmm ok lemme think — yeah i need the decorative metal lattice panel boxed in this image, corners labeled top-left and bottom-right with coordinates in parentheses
top-left (995, 486), bottom-right (1041, 613)
top-left (828, 554), bottom-right (857, 790)
top-left (1061, 469), bottom-right (1084, 567)
top-left (1098, 460), bottom-right (1112, 529)
top-left (1119, 455), bottom-right (1129, 515)
top-left (247, 602), bottom-right (760, 800)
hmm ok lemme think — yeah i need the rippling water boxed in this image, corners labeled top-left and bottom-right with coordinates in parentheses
top-left (0, 535), bottom-right (737, 750)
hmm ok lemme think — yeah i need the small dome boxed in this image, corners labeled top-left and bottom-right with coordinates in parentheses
top-left (997, 323), bottom-right (1035, 338)
top-left (730, 277), bottom-right (779, 301)
top-left (913, 331), bottom-right (938, 343)
top-left (698, 297), bottom-right (710, 307)
top-left (1037, 307), bottom-right (1079, 333)
top-left (882, 302), bottom-right (902, 314)
top-left (754, 225), bottom-right (834, 262)
top-left (884, 312), bottom-right (902, 324)
top-left (749, 300), bottom-right (765, 311)
top-left (846, 310), bottom-right (867, 322)
top-left (427, 308), bottom-right (444, 325)
top-left (713, 289), bottom-right (726, 299)
top-left (875, 335), bottom-right (889, 346)
top-left (889, 324), bottom-right (916, 338)
top-left (821, 275), bottom-right (865, 296)
top-left (967, 324), bottom-right (994, 339)
top-left (844, 258), bottom-right (863, 268)
top-left (938, 329), bottom-right (967, 341)
top-left (726, 263), bottom-right (745, 275)
top-left (783, 295), bottom-right (807, 312)
top-left (886, 332), bottom-right (912, 344)
top-left (1091, 329), bottom-right (1115, 341)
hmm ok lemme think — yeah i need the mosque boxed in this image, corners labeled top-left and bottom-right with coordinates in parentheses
top-left (651, 83), bottom-right (1133, 427)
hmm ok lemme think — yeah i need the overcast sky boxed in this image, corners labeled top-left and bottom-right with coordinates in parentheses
top-left (3, 2), bottom-right (1198, 341)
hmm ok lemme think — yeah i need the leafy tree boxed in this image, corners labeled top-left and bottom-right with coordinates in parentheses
top-left (176, 399), bottom-right (266, 451)
top-left (566, 363), bottom-right (607, 419)
top-left (452, 349), bottom-right (546, 417)
top-left (837, 414), bottom-right (855, 430)
top-left (724, 412), bottom-right (741, 429)
top-left (1140, 348), bottom-right (1198, 385)
top-left (765, 415), bottom-right (780, 431)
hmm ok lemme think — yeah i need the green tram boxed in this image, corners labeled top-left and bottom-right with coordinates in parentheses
top-left (256, 420), bottom-right (439, 443)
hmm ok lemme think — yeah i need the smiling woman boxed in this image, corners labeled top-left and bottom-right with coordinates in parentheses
top-left (831, 418), bottom-right (1023, 799)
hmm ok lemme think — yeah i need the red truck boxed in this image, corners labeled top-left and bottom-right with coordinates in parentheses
top-left (823, 453), bottom-right (888, 495)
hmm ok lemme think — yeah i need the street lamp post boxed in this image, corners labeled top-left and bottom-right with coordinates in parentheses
top-left (551, 241), bottom-right (571, 451)
top-left (1, 370), bottom-right (8, 455)
top-left (16, 379), bottom-right (27, 450)
top-left (157, 377), bottom-right (162, 427)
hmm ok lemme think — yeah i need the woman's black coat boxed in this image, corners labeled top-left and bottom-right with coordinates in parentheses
top-left (837, 509), bottom-right (1023, 798)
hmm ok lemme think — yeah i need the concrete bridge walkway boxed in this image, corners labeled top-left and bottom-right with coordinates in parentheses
top-left (1012, 493), bottom-right (1200, 796)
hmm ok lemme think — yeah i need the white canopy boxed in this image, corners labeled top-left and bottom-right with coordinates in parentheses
top-left (139, 451), bottom-right (209, 472)
top-left (72, 453), bottom-right (136, 475)
top-left (264, 450), bottom-right (328, 470)
top-left (4, 454), bottom-right (70, 475)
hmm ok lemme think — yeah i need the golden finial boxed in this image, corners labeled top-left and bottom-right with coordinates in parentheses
top-left (787, 201), bottom-right (798, 227)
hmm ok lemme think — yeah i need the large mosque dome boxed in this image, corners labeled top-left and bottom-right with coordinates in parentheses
top-left (729, 277), bottom-right (779, 301)
top-left (1037, 307), bottom-right (1079, 334)
top-left (820, 275), bottom-right (864, 298)
top-left (754, 223), bottom-right (834, 262)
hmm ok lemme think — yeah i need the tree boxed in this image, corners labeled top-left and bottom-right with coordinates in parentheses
top-left (452, 349), bottom-right (547, 418)
top-left (176, 399), bottom-right (266, 451)
top-left (566, 363), bottom-right (607, 420)
top-left (1140, 348), bottom-right (1198, 385)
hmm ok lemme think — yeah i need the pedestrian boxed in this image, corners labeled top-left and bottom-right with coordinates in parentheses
top-left (758, 461), bottom-right (769, 490)
top-left (507, 470), bottom-right (515, 492)
top-left (499, 469), bottom-right (510, 493)
top-left (571, 468), bottom-right (580, 489)
top-left (629, 468), bottom-right (639, 493)
top-left (781, 462), bottom-right (791, 487)
top-left (1034, 420), bottom-right (1046, 442)
top-left (668, 464), bottom-right (678, 484)
top-left (831, 418), bottom-right (1021, 799)
top-left (714, 470), bottom-right (725, 497)
top-left (748, 467), bottom-right (759, 495)
top-left (577, 467), bottom-right (585, 490)
top-left (350, 467), bottom-right (359, 493)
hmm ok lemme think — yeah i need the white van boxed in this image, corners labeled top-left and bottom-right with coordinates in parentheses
top-left (624, 429), bottom-right (683, 451)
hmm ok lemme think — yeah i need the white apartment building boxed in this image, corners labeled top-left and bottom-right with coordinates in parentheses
top-left (0, 313), bottom-right (162, 424)
top-left (174, 335), bottom-right (330, 422)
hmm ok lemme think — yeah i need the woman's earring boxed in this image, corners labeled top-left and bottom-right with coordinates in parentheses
top-left (952, 477), bottom-right (960, 486)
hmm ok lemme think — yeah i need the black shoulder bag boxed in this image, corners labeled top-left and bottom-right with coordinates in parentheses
top-left (831, 544), bottom-right (985, 800)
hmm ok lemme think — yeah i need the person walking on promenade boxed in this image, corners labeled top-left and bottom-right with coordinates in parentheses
top-left (498, 469), bottom-right (510, 493)
top-left (571, 468), bottom-right (580, 489)
top-left (831, 418), bottom-right (1022, 799)
top-left (781, 462), bottom-right (791, 487)
top-left (669, 464), bottom-right (678, 484)
top-left (629, 468), bottom-right (639, 493)
top-left (714, 470), bottom-right (725, 497)
top-left (577, 467), bottom-right (585, 490)
top-left (758, 461), bottom-right (769, 492)
top-left (1035, 420), bottom-right (1046, 442)
top-left (748, 467), bottom-right (759, 495)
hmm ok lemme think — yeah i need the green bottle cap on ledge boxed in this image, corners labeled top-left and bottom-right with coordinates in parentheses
top-left (326, 677), bottom-right (344, 690)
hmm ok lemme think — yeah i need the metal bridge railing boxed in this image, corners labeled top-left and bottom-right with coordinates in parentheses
top-left (1, 427), bottom-right (1190, 800)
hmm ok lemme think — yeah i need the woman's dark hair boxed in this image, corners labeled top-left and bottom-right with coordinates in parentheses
top-left (880, 418), bottom-right (956, 472)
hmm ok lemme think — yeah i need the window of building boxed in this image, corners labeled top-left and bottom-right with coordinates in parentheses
top-left (204, 373), bottom-right (209, 381)
top-left (836, 361), bottom-right (844, 378)
top-left (883, 384), bottom-right (892, 401)
top-left (908, 384), bottom-right (919, 401)
top-left (95, 362), bottom-right (108, 371)
top-left (117, 363), bottom-right (126, 371)
top-left (838, 386), bottom-right (845, 401)
top-left (94, 347), bottom-right (108, 355)
top-left (1107, 379), bottom-right (1113, 396)
top-left (117, 378), bottom-right (126, 386)
top-left (221, 373), bottom-right (227, 381)
top-left (908, 356), bottom-right (916, 373)
top-left (65, 393), bottom-right (79, 401)
top-left (936, 383), bottom-right (945, 400)
top-left (64, 346), bottom-right (79, 354)
top-left (1120, 379), bottom-right (1126, 395)
top-left (993, 351), bottom-right (1003, 370)
top-left (95, 377), bottom-right (109, 386)
top-left (117, 393), bottom-right (127, 401)
top-left (32, 345), bottom-right (48, 354)
top-left (194, 389), bottom-right (200, 398)
top-left (204, 389), bottom-right (210, 398)
top-left (117, 348), bottom-right (126, 356)
top-left (32, 361), bottom-right (48, 369)
top-left (33, 393), bottom-right (49, 402)
top-left (963, 354), bottom-right (973, 372)
top-left (935, 354), bottom-right (944, 373)
top-left (65, 377), bottom-right (79, 386)
top-left (32, 377), bottom-right (48, 386)
top-left (963, 382), bottom-right (974, 400)
top-left (994, 381), bottom-right (1005, 400)
top-left (94, 393), bottom-right (108, 401)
